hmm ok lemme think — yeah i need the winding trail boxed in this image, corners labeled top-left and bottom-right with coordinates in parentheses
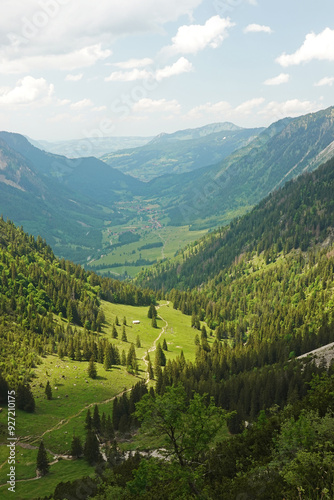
top-left (141, 301), bottom-right (169, 378)
top-left (0, 302), bottom-right (171, 486)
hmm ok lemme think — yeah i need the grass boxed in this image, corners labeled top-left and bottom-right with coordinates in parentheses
top-left (88, 198), bottom-right (207, 277)
top-left (0, 455), bottom-right (94, 500)
top-left (0, 300), bottom-right (220, 499)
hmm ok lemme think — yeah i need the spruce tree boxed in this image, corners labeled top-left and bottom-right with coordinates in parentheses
top-left (36, 441), bottom-right (49, 476)
top-left (115, 315), bottom-right (119, 326)
top-left (88, 356), bottom-right (97, 379)
top-left (92, 404), bottom-right (101, 433)
top-left (136, 335), bottom-right (141, 348)
top-left (112, 324), bottom-right (118, 339)
top-left (162, 338), bottom-right (168, 351)
top-left (70, 435), bottom-right (83, 458)
top-left (45, 381), bottom-right (52, 400)
top-left (103, 344), bottom-right (112, 371)
top-left (85, 409), bottom-right (92, 430)
top-left (84, 430), bottom-right (101, 465)
top-left (151, 316), bottom-right (157, 328)
top-left (123, 316), bottom-right (127, 326)
top-left (121, 350), bottom-right (126, 366)
top-left (121, 326), bottom-right (127, 342)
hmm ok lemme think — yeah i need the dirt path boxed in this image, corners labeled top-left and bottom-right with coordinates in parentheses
top-left (141, 301), bottom-right (169, 378)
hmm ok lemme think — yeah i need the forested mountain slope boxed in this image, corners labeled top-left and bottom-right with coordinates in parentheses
top-left (138, 154), bottom-right (334, 291)
top-left (147, 106), bottom-right (334, 228)
top-left (0, 133), bottom-right (144, 262)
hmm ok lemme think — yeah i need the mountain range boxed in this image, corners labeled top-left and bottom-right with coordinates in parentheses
top-left (101, 122), bottom-right (264, 181)
top-left (1, 106), bottom-right (334, 266)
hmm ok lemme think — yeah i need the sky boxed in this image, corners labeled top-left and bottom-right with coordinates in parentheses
top-left (0, 0), bottom-right (334, 141)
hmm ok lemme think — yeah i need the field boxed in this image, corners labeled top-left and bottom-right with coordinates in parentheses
top-left (87, 199), bottom-right (208, 277)
top-left (0, 300), bottom-right (217, 498)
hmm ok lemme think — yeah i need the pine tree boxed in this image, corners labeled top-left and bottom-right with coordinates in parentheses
top-left (115, 315), bottom-right (119, 326)
top-left (84, 430), bottom-right (101, 465)
top-left (112, 324), bottom-right (118, 339)
top-left (126, 344), bottom-right (138, 373)
top-left (103, 344), bottom-right (112, 371)
top-left (136, 335), bottom-right (141, 348)
top-left (92, 405), bottom-right (101, 433)
top-left (45, 381), bottom-right (52, 400)
top-left (85, 409), bottom-right (92, 430)
top-left (121, 350), bottom-right (126, 366)
top-left (148, 359), bottom-right (154, 380)
top-left (151, 316), bottom-right (157, 328)
top-left (162, 338), bottom-right (168, 351)
top-left (36, 441), bottom-right (49, 476)
top-left (70, 435), bottom-right (83, 458)
top-left (148, 304), bottom-right (157, 319)
top-left (155, 342), bottom-right (166, 368)
top-left (88, 356), bottom-right (97, 379)
top-left (123, 316), bottom-right (127, 326)
top-left (122, 326), bottom-right (127, 342)
top-left (105, 415), bottom-right (115, 441)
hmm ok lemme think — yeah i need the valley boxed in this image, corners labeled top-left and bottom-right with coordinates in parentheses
top-left (1, 108), bottom-right (334, 499)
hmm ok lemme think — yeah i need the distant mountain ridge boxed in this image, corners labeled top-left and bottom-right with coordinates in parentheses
top-left (150, 107), bottom-right (334, 228)
top-left (0, 132), bottom-right (145, 262)
top-left (101, 123), bottom-right (264, 181)
top-left (26, 135), bottom-right (153, 159)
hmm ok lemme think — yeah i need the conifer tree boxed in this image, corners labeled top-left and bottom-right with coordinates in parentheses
top-left (45, 380), bottom-right (52, 400)
top-left (70, 435), bottom-right (83, 458)
top-left (105, 415), bottom-right (115, 441)
top-left (103, 344), bottom-right (112, 371)
top-left (84, 430), bottom-right (101, 465)
top-left (123, 316), bottom-right (127, 325)
top-left (162, 338), bottom-right (168, 351)
top-left (36, 441), bottom-right (49, 476)
top-left (136, 335), bottom-right (141, 348)
top-left (151, 316), bottom-right (157, 328)
top-left (121, 350), bottom-right (126, 366)
top-left (115, 315), bottom-right (119, 326)
top-left (85, 409), bottom-right (92, 430)
top-left (92, 404), bottom-right (101, 433)
top-left (112, 324), bottom-right (118, 339)
top-left (88, 356), bottom-right (97, 379)
top-left (155, 342), bottom-right (166, 368)
top-left (122, 326), bottom-right (127, 342)
top-left (127, 344), bottom-right (138, 373)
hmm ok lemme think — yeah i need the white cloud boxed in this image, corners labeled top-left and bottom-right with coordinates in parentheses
top-left (113, 58), bottom-right (154, 69)
top-left (164, 15), bottom-right (235, 55)
top-left (187, 100), bottom-right (232, 119)
top-left (0, 1), bottom-right (202, 71)
top-left (156, 57), bottom-right (193, 81)
top-left (264, 73), bottom-right (290, 86)
top-left (65, 73), bottom-right (83, 82)
top-left (244, 24), bottom-right (273, 34)
top-left (235, 97), bottom-right (265, 114)
top-left (105, 69), bottom-right (152, 82)
top-left (105, 57), bottom-right (193, 82)
top-left (0, 44), bottom-right (111, 74)
top-left (277, 28), bottom-right (334, 67)
top-left (259, 99), bottom-right (322, 119)
top-left (70, 99), bottom-right (94, 110)
top-left (133, 98), bottom-right (181, 114)
top-left (0, 76), bottom-right (53, 105)
top-left (314, 76), bottom-right (334, 87)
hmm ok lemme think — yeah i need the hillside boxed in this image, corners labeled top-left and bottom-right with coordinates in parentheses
top-left (1, 165), bottom-right (334, 497)
top-left (147, 106), bottom-right (334, 229)
top-left (101, 123), bottom-right (264, 181)
top-left (138, 154), bottom-right (334, 291)
top-left (0, 133), bottom-right (145, 262)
